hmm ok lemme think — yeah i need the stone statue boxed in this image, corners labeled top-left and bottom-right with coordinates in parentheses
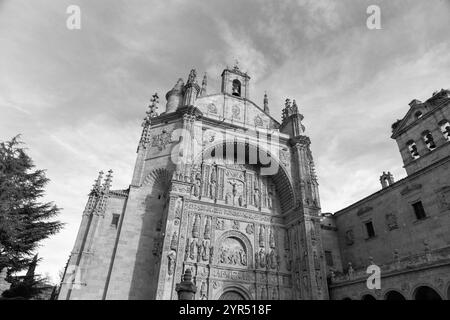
top-left (189, 239), bottom-right (196, 260)
top-left (168, 252), bottom-right (176, 275)
top-left (238, 195), bottom-right (243, 207)
top-left (239, 249), bottom-right (247, 266)
top-left (202, 241), bottom-right (209, 261)
top-left (209, 246), bottom-right (214, 264)
top-left (209, 179), bottom-right (217, 199)
top-left (259, 248), bottom-right (266, 268)
top-left (219, 247), bottom-right (227, 264)
top-left (225, 192), bottom-right (232, 204)
top-left (193, 173), bottom-right (201, 197)
top-left (197, 241), bottom-right (203, 262)
top-left (253, 187), bottom-right (260, 207)
top-left (255, 252), bottom-right (259, 268)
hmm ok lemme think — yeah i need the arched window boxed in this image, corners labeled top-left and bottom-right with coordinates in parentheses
top-left (414, 111), bottom-right (423, 119)
top-left (406, 140), bottom-right (420, 159)
top-left (361, 294), bottom-right (377, 300)
top-left (438, 120), bottom-right (450, 141)
top-left (414, 286), bottom-right (442, 300)
top-left (232, 79), bottom-right (241, 97)
top-left (422, 130), bottom-right (436, 151)
top-left (385, 290), bottom-right (406, 300)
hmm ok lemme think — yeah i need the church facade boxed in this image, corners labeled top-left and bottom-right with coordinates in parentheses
top-left (58, 65), bottom-right (329, 300)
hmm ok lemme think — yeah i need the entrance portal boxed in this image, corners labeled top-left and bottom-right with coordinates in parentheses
top-left (219, 290), bottom-right (246, 300)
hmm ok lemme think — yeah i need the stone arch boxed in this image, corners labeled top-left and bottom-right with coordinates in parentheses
top-left (214, 230), bottom-right (254, 268)
top-left (215, 284), bottom-right (252, 300)
top-left (384, 290), bottom-right (406, 300)
top-left (142, 168), bottom-right (172, 188)
top-left (413, 285), bottom-right (442, 300)
top-left (361, 294), bottom-right (377, 300)
top-left (196, 140), bottom-right (296, 213)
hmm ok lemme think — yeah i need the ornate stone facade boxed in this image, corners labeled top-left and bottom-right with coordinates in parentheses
top-left (58, 65), bottom-right (328, 300)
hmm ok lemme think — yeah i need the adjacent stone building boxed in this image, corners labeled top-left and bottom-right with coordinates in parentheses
top-left (58, 65), bottom-right (329, 300)
top-left (322, 89), bottom-right (450, 300)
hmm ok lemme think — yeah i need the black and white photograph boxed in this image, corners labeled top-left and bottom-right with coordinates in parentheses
top-left (1, 0), bottom-right (450, 308)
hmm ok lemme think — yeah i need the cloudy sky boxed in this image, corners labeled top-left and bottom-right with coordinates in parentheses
top-left (1, 0), bottom-right (449, 283)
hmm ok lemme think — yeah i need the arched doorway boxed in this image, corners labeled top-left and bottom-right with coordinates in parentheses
top-left (414, 286), bottom-right (442, 300)
top-left (385, 291), bottom-right (406, 300)
top-left (219, 290), bottom-right (246, 300)
top-left (361, 294), bottom-right (376, 301)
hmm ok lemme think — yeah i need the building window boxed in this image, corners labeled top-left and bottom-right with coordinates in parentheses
top-left (406, 140), bottom-right (420, 159)
top-left (325, 251), bottom-right (334, 266)
top-left (232, 79), bottom-right (241, 97)
top-left (412, 201), bottom-right (427, 220)
top-left (414, 111), bottom-right (423, 119)
top-left (422, 131), bottom-right (436, 150)
top-left (365, 221), bottom-right (376, 239)
top-left (438, 120), bottom-right (450, 141)
top-left (111, 214), bottom-right (120, 227)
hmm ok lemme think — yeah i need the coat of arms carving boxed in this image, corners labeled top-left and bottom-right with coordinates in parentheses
top-left (151, 129), bottom-right (173, 151)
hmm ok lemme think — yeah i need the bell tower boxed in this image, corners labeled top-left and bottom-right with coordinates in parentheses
top-left (221, 62), bottom-right (250, 100)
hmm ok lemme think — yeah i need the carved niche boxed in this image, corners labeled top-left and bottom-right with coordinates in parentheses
top-left (218, 237), bottom-right (248, 267)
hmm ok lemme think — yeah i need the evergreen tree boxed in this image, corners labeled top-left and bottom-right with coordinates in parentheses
top-left (0, 136), bottom-right (63, 298)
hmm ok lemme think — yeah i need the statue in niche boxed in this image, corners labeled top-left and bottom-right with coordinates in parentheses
top-left (228, 180), bottom-right (239, 205)
top-left (238, 195), bottom-right (243, 207)
top-left (209, 246), bottom-right (214, 264)
top-left (267, 185), bottom-right (275, 209)
top-left (225, 192), bottom-right (232, 204)
top-left (269, 228), bottom-right (275, 248)
top-left (189, 239), bottom-right (196, 260)
top-left (184, 239), bottom-right (190, 261)
top-left (197, 242), bottom-right (203, 262)
top-left (200, 282), bottom-right (207, 300)
top-left (315, 273), bottom-right (322, 292)
top-left (239, 249), bottom-right (247, 266)
top-left (193, 172), bottom-right (201, 197)
top-left (209, 179), bottom-right (217, 199)
top-left (174, 198), bottom-right (182, 219)
top-left (204, 217), bottom-right (211, 239)
top-left (209, 167), bottom-right (217, 199)
top-left (259, 225), bottom-right (265, 248)
top-left (276, 252), bottom-right (281, 270)
top-left (254, 187), bottom-right (260, 207)
top-left (167, 252), bottom-right (176, 275)
top-left (269, 249), bottom-right (276, 269)
top-left (259, 248), bottom-right (266, 268)
top-left (202, 240), bottom-right (209, 261)
top-left (219, 247), bottom-right (228, 264)
top-left (246, 223), bottom-right (254, 235)
top-left (170, 231), bottom-right (178, 251)
top-left (313, 251), bottom-right (320, 270)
